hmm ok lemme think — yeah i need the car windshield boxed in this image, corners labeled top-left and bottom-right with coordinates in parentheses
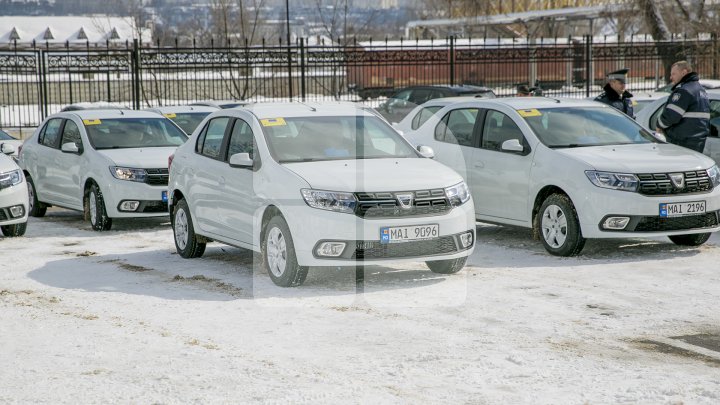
top-left (522, 107), bottom-right (658, 148)
top-left (261, 115), bottom-right (418, 163)
top-left (167, 112), bottom-right (211, 135)
top-left (84, 118), bottom-right (188, 149)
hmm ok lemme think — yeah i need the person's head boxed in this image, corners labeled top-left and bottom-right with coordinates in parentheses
top-left (516, 84), bottom-right (531, 97)
top-left (670, 60), bottom-right (692, 85)
top-left (606, 68), bottom-right (628, 95)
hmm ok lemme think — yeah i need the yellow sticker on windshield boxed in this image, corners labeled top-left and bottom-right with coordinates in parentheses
top-left (82, 119), bottom-right (102, 125)
top-left (517, 109), bottom-right (541, 117)
top-left (163, 113), bottom-right (177, 119)
top-left (261, 118), bottom-right (286, 127)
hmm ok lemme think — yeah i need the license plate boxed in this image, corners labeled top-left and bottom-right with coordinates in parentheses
top-left (659, 200), bottom-right (706, 217)
top-left (380, 224), bottom-right (439, 244)
top-left (162, 190), bottom-right (168, 203)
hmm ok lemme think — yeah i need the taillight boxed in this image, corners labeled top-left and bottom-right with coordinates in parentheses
top-left (168, 154), bottom-right (174, 170)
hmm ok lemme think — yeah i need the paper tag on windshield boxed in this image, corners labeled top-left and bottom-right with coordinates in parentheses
top-left (82, 119), bottom-right (102, 125)
top-left (261, 118), bottom-right (286, 127)
top-left (517, 109), bottom-right (541, 117)
top-left (163, 113), bottom-right (177, 118)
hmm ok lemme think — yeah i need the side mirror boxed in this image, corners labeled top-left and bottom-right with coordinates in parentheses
top-left (394, 128), bottom-right (404, 137)
top-left (652, 132), bottom-right (667, 142)
top-left (61, 142), bottom-right (80, 154)
top-left (0, 143), bottom-right (15, 155)
top-left (501, 139), bottom-right (524, 153)
top-left (229, 152), bottom-right (254, 168)
top-left (417, 145), bottom-right (435, 159)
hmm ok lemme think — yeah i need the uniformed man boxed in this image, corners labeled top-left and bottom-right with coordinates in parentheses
top-left (516, 84), bottom-right (531, 97)
top-left (656, 60), bottom-right (710, 153)
top-left (594, 68), bottom-right (635, 118)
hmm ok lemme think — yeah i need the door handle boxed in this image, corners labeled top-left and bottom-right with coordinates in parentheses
top-left (473, 161), bottom-right (485, 168)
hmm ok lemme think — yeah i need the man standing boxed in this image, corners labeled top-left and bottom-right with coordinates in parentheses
top-left (656, 61), bottom-right (710, 153)
top-left (594, 68), bottom-right (635, 118)
top-left (516, 84), bottom-right (532, 97)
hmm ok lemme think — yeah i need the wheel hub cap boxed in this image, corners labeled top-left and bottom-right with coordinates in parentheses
top-left (266, 227), bottom-right (287, 277)
top-left (174, 209), bottom-right (188, 250)
top-left (541, 204), bottom-right (568, 248)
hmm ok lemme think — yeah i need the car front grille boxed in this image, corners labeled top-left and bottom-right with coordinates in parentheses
top-left (354, 189), bottom-right (450, 218)
top-left (0, 209), bottom-right (7, 221)
top-left (632, 212), bottom-right (719, 232)
top-left (637, 170), bottom-right (712, 196)
top-left (140, 201), bottom-right (168, 213)
top-left (351, 235), bottom-right (459, 259)
top-left (145, 168), bottom-right (169, 186)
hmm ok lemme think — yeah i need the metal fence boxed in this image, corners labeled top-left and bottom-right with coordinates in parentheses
top-left (1, 35), bottom-right (719, 134)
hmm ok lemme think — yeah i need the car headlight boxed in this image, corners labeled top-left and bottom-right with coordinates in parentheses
top-left (0, 169), bottom-right (23, 188)
top-left (445, 181), bottom-right (471, 207)
top-left (707, 165), bottom-right (720, 188)
top-left (110, 166), bottom-right (147, 182)
top-left (585, 170), bottom-right (639, 192)
top-left (301, 189), bottom-right (356, 214)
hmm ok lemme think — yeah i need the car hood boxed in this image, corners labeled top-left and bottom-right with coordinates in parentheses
top-left (283, 158), bottom-right (464, 192)
top-left (556, 143), bottom-right (715, 172)
top-left (97, 147), bottom-right (177, 168)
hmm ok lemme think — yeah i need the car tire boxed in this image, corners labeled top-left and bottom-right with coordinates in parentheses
top-left (26, 175), bottom-right (47, 217)
top-left (86, 183), bottom-right (112, 231)
top-left (668, 232), bottom-right (711, 246)
top-left (263, 215), bottom-right (308, 287)
top-left (535, 193), bottom-right (586, 257)
top-left (172, 198), bottom-right (206, 258)
top-left (426, 256), bottom-right (467, 274)
top-left (1, 222), bottom-right (27, 237)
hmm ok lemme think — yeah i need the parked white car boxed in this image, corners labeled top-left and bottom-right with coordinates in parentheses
top-left (0, 144), bottom-right (28, 236)
top-left (19, 109), bottom-right (188, 230)
top-left (144, 105), bottom-right (219, 135)
top-left (168, 102), bottom-right (476, 287)
top-left (405, 97), bottom-right (720, 256)
top-left (635, 90), bottom-right (720, 164)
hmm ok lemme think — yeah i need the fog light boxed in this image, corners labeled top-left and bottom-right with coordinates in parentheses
top-left (119, 201), bottom-right (140, 212)
top-left (603, 217), bottom-right (630, 230)
top-left (316, 242), bottom-right (346, 257)
top-left (460, 231), bottom-right (474, 248)
top-left (9, 205), bottom-right (24, 218)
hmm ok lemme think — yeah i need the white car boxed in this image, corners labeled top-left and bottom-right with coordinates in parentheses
top-left (0, 144), bottom-right (28, 237)
top-left (168, 102), bottom-right (476, 287)
top-left (144, 105), bottom-right (219, 135)
top-left (406, 97), bottom-right (720, 256)
top-left (635, 90), bottom-right (720, 164)
top-left (19, 109), bottom-right (188, 230)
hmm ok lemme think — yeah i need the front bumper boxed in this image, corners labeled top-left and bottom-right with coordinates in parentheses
top-left (0, 180), bottom-right (29, 226)
top-left (99, 178), bottom-right (168, 218)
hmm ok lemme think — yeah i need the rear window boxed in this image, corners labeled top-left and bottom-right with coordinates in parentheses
top-left (84, 118), bottom-right (188, 149)
top-left (167, 112), bottom-right (212, 135)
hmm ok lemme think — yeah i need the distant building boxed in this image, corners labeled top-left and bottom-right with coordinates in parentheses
top-left (0, 16), bottom-right (152, 46)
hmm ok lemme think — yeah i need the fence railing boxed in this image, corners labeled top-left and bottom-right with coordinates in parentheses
top-left (1, 35), bottom-right (718, 132)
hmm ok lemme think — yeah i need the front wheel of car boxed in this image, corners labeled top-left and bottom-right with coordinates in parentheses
top-left (173, 198), bottom-right (206, 258)
top-left (263, 215), bottom-right (308, 287)
top-left (535, 193), bottom-right (586, 257)
top-left (1, 222), bottom-right (27, 237)
top-left (426, 257), bottom-right (467, 274)
top-left (26, 175), bottom-right (46, 217)
top-left (86, 183), bottom-right (112, 231)
top-left (668, 233), bottom-right (711, 246)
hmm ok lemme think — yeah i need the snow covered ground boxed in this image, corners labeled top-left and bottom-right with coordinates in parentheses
top-left (2, 208), bottom-right (720, 404)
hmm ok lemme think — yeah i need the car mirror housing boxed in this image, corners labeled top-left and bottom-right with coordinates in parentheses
top-left (61, 142), bottom-right (80, 154)
top-left (501, 139), bottom-right (524, 153)
top-left (652, 132), bottom-right (667, 142)
top-left (229, 152), bottom-right (254, 168)
top-left (0, 142), bottom-right (15, 155)
top-left (417, 145), bottom-right (435, 159)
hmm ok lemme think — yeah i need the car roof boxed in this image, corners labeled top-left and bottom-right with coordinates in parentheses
top-left (240, 102), bottom-right (376, 119)
top-left (190, 100), bottom-right (247, 108)
top-left (62, 109), bottom-right (165, 120)
top-left (449, 96), bottom-right (607, 110)
top-left (397, 84), bottom-right (493, 92)
top-left (145, 105), bottom-right (219, 114)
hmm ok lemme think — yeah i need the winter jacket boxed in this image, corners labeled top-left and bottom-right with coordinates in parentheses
top-left (658, 72), bottom-right (710, 153)
top-left (594, 84), bottom-right (635, 118)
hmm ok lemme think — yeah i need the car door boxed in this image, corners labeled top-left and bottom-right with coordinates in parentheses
top-left (52, 119), bottom-right (85, 210)
top-left (216, 118), bottom-right (261, 245)
top-left (190, 116), bottom-right (232, 237)
top-left (470, 108), bottom-right (533, 224)
top-left (429, 107), bottom-right (481, 185)
top-left (32, 118), bottom-right (65, 204)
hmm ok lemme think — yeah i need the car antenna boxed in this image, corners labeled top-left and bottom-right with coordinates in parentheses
top-left (296, 100), bottom-right (316, 112)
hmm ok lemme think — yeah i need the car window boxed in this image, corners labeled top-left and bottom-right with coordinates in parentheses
top-left (409, 89), bottom-right (431, 104)
top-left (411, 106), bottom-right (443, 130)
top-left (0, 130), bottom-right (14, 140)
top-left (261, 115), bottom-right (417, 163)
top-left (523, 107), bottom-right (657, 148)
top-left (39, 118), bottom-right (63, 148)
top-left (168, 112), bottom-right (212, 135)
top-left (227, 119), bottom-right (254, 160)
top-left (708, 100), bottom-right (720, 138)
top-left (84, 118), bottom-right (187, 150)
top-left (434, 108), bottom-right (478, 147)
top-left (392, 90), bottom-right (412, 101)
top-left (481, 110), bottom-right (525, 152)
top-left (60, 120), bottom-right (82, 148)
top-left (196, 117), bottom-right (230, 159)
top-left (648, 105), bottom-right (664, 130)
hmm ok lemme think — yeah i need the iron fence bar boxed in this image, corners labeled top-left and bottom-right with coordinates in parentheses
top-left (300, 37), bottom-right (306, 101)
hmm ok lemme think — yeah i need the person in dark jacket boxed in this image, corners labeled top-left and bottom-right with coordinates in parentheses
top-left (594, 68), bottom-right (635, 118)
top-left (656, 60), bottom-right (710, 153)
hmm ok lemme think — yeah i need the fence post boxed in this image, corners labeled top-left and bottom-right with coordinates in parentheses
top-left (449, 35), bottom-right (455, 86)
top-left (713, 33), bottom-right (718, 80)
top-left (286, 37), bottom-right (293, 100)
top-left (132, 39), bottom-right (140, 110)
top-left (300, 37), bottom-right (306, 101)
top-left (585, 34), bottom-right (592, 98)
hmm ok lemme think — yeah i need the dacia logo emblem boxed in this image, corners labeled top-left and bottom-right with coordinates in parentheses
top-left (669, 173), bottom-right (685, 189)
top-left (396, 193), bottom-right (414, 209)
